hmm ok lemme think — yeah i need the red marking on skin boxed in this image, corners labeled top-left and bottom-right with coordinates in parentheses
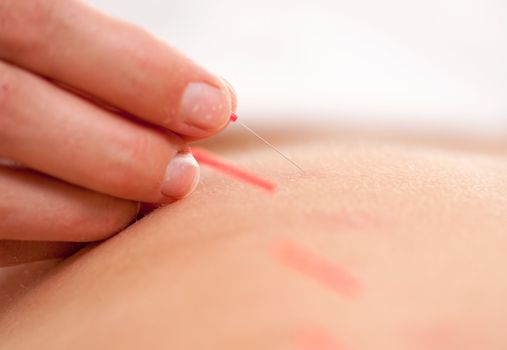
top-left (305, 210), bottom-right (382, 232)
top-left (296, 327), bottom-right (348, 350)
top-left (191, 147), bottom-right (276, 193)
top-left (273, 239), bottom-right (361, 298)
top-left (230, 113), bottom-right (238, 122)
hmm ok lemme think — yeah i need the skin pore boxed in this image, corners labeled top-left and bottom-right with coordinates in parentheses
top-left (1, 128), bottom-right (507, 350)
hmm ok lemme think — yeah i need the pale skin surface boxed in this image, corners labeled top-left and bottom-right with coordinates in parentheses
top-left (1, 131), bottom-right (507, 350)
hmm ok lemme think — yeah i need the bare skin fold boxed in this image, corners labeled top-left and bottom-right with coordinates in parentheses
top-left (1, 129), bottom-right (507, 350)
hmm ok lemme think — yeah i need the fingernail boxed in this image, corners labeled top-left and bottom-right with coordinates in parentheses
top-left (160, 152), bottom-right (200, 200)
top-left (179, 82), bottom-right (230, 131)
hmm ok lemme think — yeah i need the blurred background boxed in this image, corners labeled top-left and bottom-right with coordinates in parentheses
top-left (88, 0), bottom-right (507, 136)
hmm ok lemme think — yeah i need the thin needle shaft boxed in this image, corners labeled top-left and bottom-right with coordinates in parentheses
top-left (236, 120), bottom-right (306, 174)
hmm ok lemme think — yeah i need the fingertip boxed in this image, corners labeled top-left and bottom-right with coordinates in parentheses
top-left (160, 151), bottom-right (200, 201)
top-left (179, 81), bottom-right (231, 133)
top-left (175, 75), bottom-right (237, 138)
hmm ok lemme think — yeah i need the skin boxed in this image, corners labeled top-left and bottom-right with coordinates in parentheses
top-left (1, 131), bottom-right (507, 349)
top-left (0, 0), bottom-right (236, 245)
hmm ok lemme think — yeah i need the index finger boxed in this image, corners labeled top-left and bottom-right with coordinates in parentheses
top-left (0, 0), bottom-right (236, 138)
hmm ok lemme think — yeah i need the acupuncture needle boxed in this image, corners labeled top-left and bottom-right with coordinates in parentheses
top-left (230, 113), bottom-right (306, 174)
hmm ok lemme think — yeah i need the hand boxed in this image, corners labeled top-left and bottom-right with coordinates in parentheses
top-left (0, 0), bottom-right (237, 245)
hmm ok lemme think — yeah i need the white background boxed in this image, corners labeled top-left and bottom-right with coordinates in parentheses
top-left (88, 0), bottom-right (507, 135)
